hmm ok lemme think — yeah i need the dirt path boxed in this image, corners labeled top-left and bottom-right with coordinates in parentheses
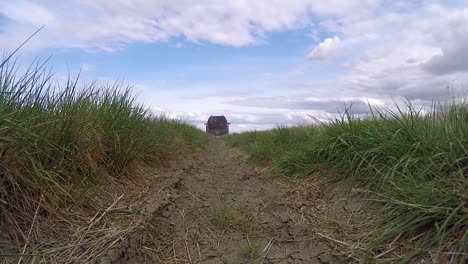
top-left (101, 138), bottom-right (373, 264)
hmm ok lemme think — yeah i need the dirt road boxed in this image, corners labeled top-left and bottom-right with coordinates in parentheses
top-left (101, 137), bottom-right (372, 263)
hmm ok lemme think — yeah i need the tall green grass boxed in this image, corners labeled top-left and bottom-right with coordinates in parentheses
top-left (225, 102), bottom-right (468, 263)
top-left (0, 57), bottom-right (207, 245)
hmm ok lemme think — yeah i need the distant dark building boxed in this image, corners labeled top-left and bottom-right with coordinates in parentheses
top-left (205, 115), bottom-right (229, 135)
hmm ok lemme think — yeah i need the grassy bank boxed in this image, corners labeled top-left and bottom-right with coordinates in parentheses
top-left (0, 58), bottom-right (207, 247)
top-left (225, 103), bottom-right (468, 263)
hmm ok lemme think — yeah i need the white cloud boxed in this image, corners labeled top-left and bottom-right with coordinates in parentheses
top-left (308, 36), bottom-right (341, 60)
top-left (312, 3), bottom-right (468, 101)
top-left (309, 0), bottom-right (377, 15)
top-left (420, 9), bottom-right (468, 75)
top-left (0, 0), bottom-right (56, 26)
top-left (80, 63), bottom-right (94, 72)
top-left (0, 0), bottom-right (378, 52)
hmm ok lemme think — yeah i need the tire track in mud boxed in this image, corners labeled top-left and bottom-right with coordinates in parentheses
top-left (101, 138), bottom-right (373, 264)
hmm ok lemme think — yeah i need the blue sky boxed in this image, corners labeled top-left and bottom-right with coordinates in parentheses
top-left (1, 0), bottom-right (467, 131)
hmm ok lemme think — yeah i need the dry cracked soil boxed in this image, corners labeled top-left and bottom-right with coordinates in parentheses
top-left (100, 137), bottom-right (374, 264)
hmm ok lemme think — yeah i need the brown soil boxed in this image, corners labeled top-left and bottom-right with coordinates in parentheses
top-left (97, 138), bottom-right (375, 264)
top-left (1, 137), bottom-right (376, 264)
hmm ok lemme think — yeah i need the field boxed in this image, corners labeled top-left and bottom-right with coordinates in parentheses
top-left (225, 102), bottom-right (468, 262)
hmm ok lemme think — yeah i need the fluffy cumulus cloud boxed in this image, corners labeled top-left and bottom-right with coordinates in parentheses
top-left (420, 8), bottom-right (468, 75)
top-left (308, 1), bottom-right (468, 102)
top-left (0, 0), bottom-right (382, 51)
top-left (308, 36), bottom-right (341, 60)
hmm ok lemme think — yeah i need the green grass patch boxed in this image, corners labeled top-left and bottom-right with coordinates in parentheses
top-left (216, 206), bottom-right (242, 227)
top-left (0, 57), bottom-right (207, 244)
top-left (225, 102), bottom-right (468, 263)
top-left (240, 240), bottom-right (260, 262)
top-left (215, 206), bottom-right (255, 233)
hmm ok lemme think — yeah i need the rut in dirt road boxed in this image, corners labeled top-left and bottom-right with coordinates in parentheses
top-left (103, 137), bottom-right (372, 264)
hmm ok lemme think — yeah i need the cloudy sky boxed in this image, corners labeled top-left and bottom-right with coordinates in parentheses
top-left (1, 0), bottom-right (467, 132)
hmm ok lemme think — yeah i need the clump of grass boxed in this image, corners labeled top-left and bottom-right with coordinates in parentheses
top-left (226, 101), bottom-right (468, 263)
top-left (239, 217), bottom-right (254, 233)
top-left (216, 207), bottom-right (241, 227)
top-left (0, 56), bottom-right (207, 248)
top-left (215, 206), bottom-right (255, 233)
top-left (225, 126), bottom-right (319, 176)
top-left (240, 240), bottom-right (260, 261)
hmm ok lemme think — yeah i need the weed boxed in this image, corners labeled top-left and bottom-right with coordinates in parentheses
top-left (215, 206), bottom-right (256, 234)
top-left (241, 240), bottom-right (260, 261)
top-left (216, 207), bottom-right (241, 227)
top-left (240, 218), bottom-right (254, 233)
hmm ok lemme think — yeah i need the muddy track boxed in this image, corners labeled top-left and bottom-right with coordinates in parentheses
top-left (100, 137), bottom-right (373, 264)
